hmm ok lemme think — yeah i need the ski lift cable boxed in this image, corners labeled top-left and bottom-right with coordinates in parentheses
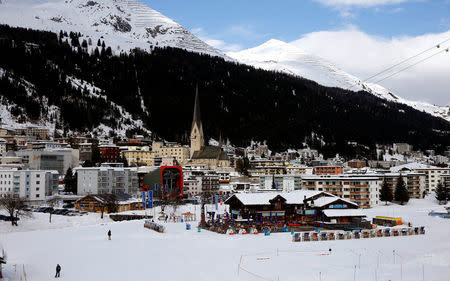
top-left (364, 37), bottom-right (450, 82)
top-left (373, 48), bottom-right (449, 84)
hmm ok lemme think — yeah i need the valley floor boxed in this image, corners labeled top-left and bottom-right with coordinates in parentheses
top-left (0, 197), bottom-right (449, 281)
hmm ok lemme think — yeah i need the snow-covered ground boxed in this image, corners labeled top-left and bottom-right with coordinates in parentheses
top-left (0, 197), bottom-right (449, 281)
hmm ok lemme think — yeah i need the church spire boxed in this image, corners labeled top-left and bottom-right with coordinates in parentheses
top-left (190, 84), bottom-right (204, 157)
top-left (191, 84), bottom-right (203, 133)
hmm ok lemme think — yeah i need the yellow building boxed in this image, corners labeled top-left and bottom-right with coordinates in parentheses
top-left (123, 150), bottom-right (153, 166)
top-left (151, 141), bottom-right (190, 164)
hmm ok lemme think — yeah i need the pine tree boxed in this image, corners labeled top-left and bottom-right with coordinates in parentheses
top-left (394, 175), bottom-right (409, 205)
top-left (435, 182), bottom-right (447, 204)
top-left (63, 168), bottom-right (77, 194)
top-left (379, 178), bottom-right (393, 205)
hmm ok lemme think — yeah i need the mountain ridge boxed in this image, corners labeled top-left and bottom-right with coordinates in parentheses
top-left (0, 0), bottom-right (229, 58)
top-left (228, 39), bottom-right (450, 122)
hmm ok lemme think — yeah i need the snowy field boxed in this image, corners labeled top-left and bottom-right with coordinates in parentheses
top-left (0, 198), bottom-right (449, 281)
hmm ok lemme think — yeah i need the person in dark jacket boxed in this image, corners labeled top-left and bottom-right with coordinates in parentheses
top-left (55, 264), bottom-right (61, 278)
top-left (108, 230), bottom-right (111, 240)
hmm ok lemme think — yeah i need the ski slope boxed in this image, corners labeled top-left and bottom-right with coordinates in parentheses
top-left (229, 39), bottom-right (450, 122)
top-left (0, 197), bottom-right (449, 281)
top-left (0, 0), bottom-right (228, 59)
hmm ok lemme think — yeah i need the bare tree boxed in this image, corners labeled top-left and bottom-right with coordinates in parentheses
top-left (47, 197), bottom-right (61, 223)
top-left (0, 196), bottom-right (31, 226)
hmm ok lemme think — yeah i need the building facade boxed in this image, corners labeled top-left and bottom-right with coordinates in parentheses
top-left (75, 164), bottom-right (138, 195)
top-left (16, 148), bottom-right (79, 174)
top-left (99, 145), bottom-right (120, 163)
top-left (301, 175), bottom-right (381, 208)
top-left (0, 169), bottom-right (58, 201)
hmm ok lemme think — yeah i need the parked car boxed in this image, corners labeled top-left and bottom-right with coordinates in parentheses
top-left (63, 203), bottom-right (75, 208)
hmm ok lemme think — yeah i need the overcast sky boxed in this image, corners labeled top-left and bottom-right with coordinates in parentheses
top-left (144, 0), bottom-right (450, 105)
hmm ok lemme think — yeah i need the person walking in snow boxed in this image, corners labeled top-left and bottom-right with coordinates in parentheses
top-left (108, 230), bottom-right (111, 240)
top-left (55, 264), bottom-right (61, 278)
top-left (165, 214), bottom-right (168, 223)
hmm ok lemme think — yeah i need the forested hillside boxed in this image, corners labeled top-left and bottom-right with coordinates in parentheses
top-left (0, 25), bottom-right (449, 155)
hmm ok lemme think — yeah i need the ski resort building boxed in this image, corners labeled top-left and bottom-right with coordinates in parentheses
top-left (0, 169), bottom-right (58, 201)
top-left (224, 191), bottom-right (360, 225)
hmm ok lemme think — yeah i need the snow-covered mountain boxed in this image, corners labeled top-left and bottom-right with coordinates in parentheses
top-left (228, 39), bottom-right (450, 122)
top-left (0, 0), bottom-right (228, 58)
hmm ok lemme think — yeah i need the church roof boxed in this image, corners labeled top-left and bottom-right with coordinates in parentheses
top-left (191, 146), bottom-right (229, 160)
top-left (191, 85), bottom-right (203, 133)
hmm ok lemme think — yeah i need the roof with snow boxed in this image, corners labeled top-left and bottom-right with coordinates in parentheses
top-left (225, 190), bottom-right (325, 206)
top-left (390, 162), bottom-right (439, 172)
top-left (313, 197), bottom-right (358, 208)
top-left (322, 209), bottom-right (366, 218)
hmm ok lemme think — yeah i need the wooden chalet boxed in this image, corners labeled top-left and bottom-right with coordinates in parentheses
top-left (224, 191), bottom-right (360, 225)
top-left (75, 193), bottom-right (144, 213)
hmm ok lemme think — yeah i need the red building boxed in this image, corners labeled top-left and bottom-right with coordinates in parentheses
top-left (313, 166), bottom-right (344, 175)
top-left (99, 145), bottom-right (120, 163)
top-left (347, 160), bottom-right (366, 169)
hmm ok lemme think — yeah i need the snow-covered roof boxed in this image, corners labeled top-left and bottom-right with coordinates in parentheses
top-left (322, 209), bottom-right (366, 218)
top-left (313, 197), bottom-right (357, 208)
top-left (390, 162), bottom-right (439, 172)
top-left (227, 190), bottom-right (323, 206)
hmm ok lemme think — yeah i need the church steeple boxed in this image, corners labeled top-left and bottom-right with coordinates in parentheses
top-left (190, 85), bottom-right (204, 157)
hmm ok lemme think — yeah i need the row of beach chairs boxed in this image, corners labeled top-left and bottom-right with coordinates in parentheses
top-left (292, 226), bottom-right (425, 242)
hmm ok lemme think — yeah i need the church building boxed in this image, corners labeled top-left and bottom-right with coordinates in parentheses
top-left (189, 87), bottom-right (230, 168)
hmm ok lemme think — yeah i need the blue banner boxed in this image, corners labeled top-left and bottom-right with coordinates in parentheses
top-left (165, 184), bottom-right (168, 195)
top-left (276, 182), bottom-right (279, 191)
top-left (154, 184), bottom-right (158, 193)
top-left (148, 190), bottom-right (153, 208)
top-left (215, 194), bottom-right (218, 210)
top-left (142, 191), bottom-right (146, 209)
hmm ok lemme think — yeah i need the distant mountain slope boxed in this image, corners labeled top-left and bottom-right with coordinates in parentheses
top-left (0, 0), bottom-right (228, 58)
top-left (228, 39), bottom-right (450, 122)
top-left (1, 25), bottom-right (449, 155)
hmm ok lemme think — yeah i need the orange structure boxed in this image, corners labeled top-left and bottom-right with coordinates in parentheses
top-left (313, 166), bottom-right (344, 175)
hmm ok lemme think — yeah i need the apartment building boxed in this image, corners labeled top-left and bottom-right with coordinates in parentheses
top-left (151, 141), bottom-right (190, 164)
top-left (380, 172), bottom-right (426, 199)
top-left (0, 169), bottom-right (58, 201)
top-left (391, 163), bottom-right (450, 192)
top-left (75, 163), bottom-right (138, 195)
top-left (301, 175), bottom-right (381, 208)
top-left (259, 175), bottom-right (302, 192)
top-left (122, 149), bottom-right (153, 166)
top-left (16, 148), bottom-right (79, 174)
top-left (313, 166), bottom-right (344, 175)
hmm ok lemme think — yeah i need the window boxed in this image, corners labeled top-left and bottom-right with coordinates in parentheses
top-left (36, 194), bottom-right (40, 198)
top-left (36, 187), bottom-right (40, 191)
top-left (36, 174), bottom-right (40, 178)
top-left (36, 181), bottom-right (40, 184)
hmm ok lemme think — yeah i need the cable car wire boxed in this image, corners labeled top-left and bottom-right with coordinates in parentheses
top-left (364, 37), bottom-right (450, 82)
top-left (373, 48), bottom-right (449, 84)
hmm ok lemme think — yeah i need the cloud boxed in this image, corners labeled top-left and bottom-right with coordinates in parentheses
top-left (314, 0), bottom-right (408, 7)
top-left (290, 27), bottom-right (450, 105)
top-left (191, 27), bottom-right (243, 52)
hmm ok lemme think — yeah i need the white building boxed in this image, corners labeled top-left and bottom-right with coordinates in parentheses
top-left (0, 138), bottom-right (7, 156)
top-left (0, 169), bottom-right (58, 201)
top-left (75, 163), bottom-right (138, 195)
top-left (259, 175), bottom-right (303, 192)
top-left (300, 175), bottom-right (382, 208)
top-left (390, 163), bottom-right (450, 192)
top-left (393, 143), bottom-right (412, 154)
top-left (16, 148), bottom-right (79, 175)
